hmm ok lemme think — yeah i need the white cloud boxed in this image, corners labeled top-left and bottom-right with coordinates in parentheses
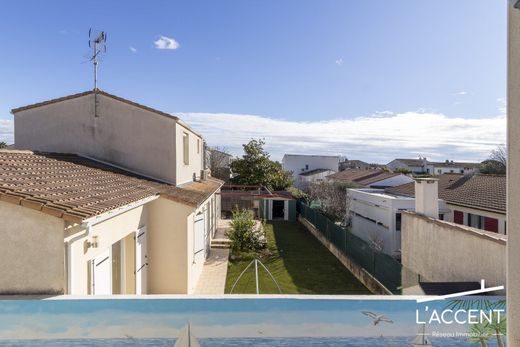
top-left (454, 91), bottom-right (468, 96)
top-left (0, 119), bottom-right (13, 144)
top-left (497, 97), bottom-right (506, 114)
top-left (129, 46), bottom-right (137, 53)
top-left (335, 58), bottom-right (343, 66)
top-left (154, 35), bottom-right (180, 50)
top-left (178, 111), bottom-right (506, 163)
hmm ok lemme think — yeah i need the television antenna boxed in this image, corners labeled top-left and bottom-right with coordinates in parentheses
top-left (88, 29), bottom-right (107, 90)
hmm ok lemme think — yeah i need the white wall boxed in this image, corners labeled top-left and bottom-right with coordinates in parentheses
top-left (282, 155), bottom-right (339, 187)
top-left (446, 203), bottom-right (507, 234)
top-left (428, 165), bottom-right (477, 175)
top-left (348, 189), bottom-right (447, 256)
top-left (67, 202), bottom-right (151, 295)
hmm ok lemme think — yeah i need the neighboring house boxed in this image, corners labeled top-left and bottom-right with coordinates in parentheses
top-left (208, 148), bottom-right (234, 183)
top-left (339, 159), bottom-right (382, 171)
top-left (386, 174), bottom-right (506, 234)
top-left (348, 187), bottom-right (448, 257)
top-left (327, 169), bottom-right (414, 188)
top-left (386, 158), bottom-right (428, 174)
top-left (425, 160), bottom-right (480, 175)
top-left (298, 168), bottom-right (335, 189)
top-left (282, 154), bottom-right (340, 188)
top-left (1, 90), bottom-right (223, 295)
top-left (387, 157), bottom-right (480, 175)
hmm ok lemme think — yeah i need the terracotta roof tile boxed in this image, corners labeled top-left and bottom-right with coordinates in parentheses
top-left (327, 169), bottom-right (399, 186)
top-left (0, 150), bottom-right (223, 222)
top-left (385, 174), bottom-right (505, 213)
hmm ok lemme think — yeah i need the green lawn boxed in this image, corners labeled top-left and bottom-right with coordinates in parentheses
top-left (225, 221), bottom-right (371, 294)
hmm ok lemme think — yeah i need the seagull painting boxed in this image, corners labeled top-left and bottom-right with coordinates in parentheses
top-left (361, 311), bottom-right (394, 325)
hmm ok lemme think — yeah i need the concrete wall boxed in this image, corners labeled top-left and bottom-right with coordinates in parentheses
top-left (508, 3), bottom-right (520, 345)
top-left (282, 155), bottom-right (339, 187)
top-left (14, 93), bottom-right (203, 186)
top-left (401, 212), bottom-right (506, 290)
top-left (0, 201), bottom-right (65, 294)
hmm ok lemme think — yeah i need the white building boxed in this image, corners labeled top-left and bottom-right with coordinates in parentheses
top-left (348, 183), bottom-right (448, 257)
top-left (298, 168), bottom-right (336, 189)
top-left (425, 160), bottom-right (480, 175)
top-left (387, 157), bottom-right (480, 175)
top-left (282, 154), bottom-right (339, 188)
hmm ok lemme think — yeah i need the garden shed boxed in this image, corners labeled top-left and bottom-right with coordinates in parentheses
top-left (259, 192), bottom-right (297, 222)
top-left (220, 185), bottom-right (296, 221)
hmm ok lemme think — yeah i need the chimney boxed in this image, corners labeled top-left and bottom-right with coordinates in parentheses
top-left (414, 178), bottom-right (439, 218)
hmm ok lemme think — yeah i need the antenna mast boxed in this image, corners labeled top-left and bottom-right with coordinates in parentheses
top-left (88, 29), bottom-right (107, 90)
top-left (88, 29), bottom-right (107, 118)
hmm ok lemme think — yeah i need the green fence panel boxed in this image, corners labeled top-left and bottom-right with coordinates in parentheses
top-left (373, 252), bottom-right (402, 294)
top-left (345, 232), bottom-right (373, 273)
top-left (297, 202), bottom-right (410, 293)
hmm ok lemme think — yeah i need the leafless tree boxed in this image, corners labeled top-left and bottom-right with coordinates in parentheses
top-left (481, 144), bottom-right (507, 174)
top-left (306, 181), bottom-right (356, 224)
top-left (490, 144), bottom-right (507, 167)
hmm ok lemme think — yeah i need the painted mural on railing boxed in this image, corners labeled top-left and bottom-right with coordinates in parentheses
top-left (0, 297), bottom-right (506, 346)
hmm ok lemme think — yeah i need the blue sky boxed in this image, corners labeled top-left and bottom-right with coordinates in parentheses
top-left (0, 1), bottom-right (507, 162)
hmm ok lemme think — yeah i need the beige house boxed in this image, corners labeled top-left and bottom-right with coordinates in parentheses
top-left (0, 90), bottom-right (223, 295)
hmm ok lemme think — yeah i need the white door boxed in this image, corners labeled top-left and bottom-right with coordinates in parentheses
top-left (135, 227), bottom-right (148, 295)
top-left (92, 249), bottom-right (111, 295)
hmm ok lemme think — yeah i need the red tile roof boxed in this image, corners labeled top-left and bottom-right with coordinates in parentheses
top-left (385, 174), bottom-right (506, 213)
top-left (0, 150), bottom-right (223, 223)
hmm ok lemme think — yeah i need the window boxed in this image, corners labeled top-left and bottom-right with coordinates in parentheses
top-left (305, 164), bottom-right (309, 170)
top-left (183, 132), bottom-right (189, 165)
top-left (468, 213), bottom-right (484, 229)
top-left (395, 213), bottom-right (402, 231)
